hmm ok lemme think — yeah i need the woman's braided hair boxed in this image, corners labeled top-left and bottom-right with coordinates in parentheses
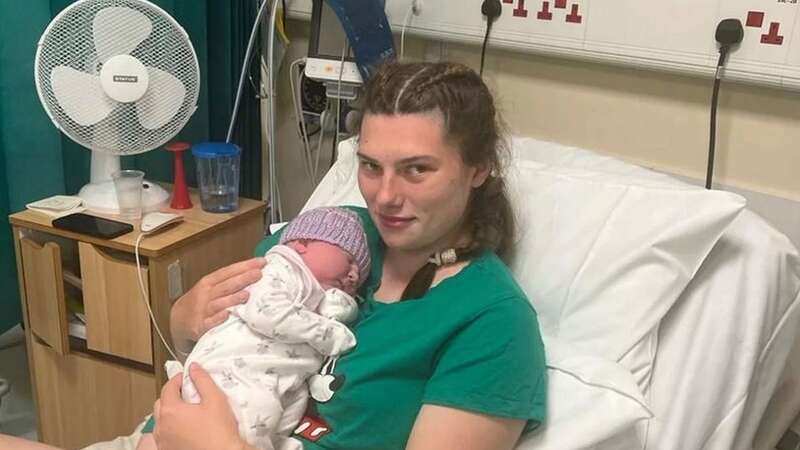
top-left (358, 62), bottom-right (515, 299)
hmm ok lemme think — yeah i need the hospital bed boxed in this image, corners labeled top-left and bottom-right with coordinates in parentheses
top-left (300, 136), bottom-right (800, 450)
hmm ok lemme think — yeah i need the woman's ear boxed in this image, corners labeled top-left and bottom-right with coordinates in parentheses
top-left (470, 162), bottom-right (492, 188)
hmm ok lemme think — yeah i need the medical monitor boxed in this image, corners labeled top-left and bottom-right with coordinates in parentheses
top-left (305, 0), bottom-right (363, 85)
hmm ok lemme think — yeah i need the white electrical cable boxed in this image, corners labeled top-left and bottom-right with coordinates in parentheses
top-left (287, 58), bottom-right (308, 173)
top-left (266, 0), bottom-right (282, 223)
top-left (297, 67), bottom-right (321, 189)
top-left (288, 57), bottom-right (315, 186)
top-left (226, 0), bottom-right (282, 222)
top-left (334, 44), bottom-right (347, 167)
top-left (315, 109), bottom-right (327, 180)
top-left (264, 54), bottom-right (284, 220)
top-left (135, 233), bottom-right (179, 361)
top-left (401, 3), bottom-right (416, 61)
top-left (227, 0), bottom-right (272, 143)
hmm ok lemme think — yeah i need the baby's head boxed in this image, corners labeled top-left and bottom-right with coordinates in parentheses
top-left (279, 207), bottom-right (370, 295)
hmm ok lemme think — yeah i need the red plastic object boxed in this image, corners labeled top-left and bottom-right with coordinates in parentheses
top-left (513, 0), bottom-right (528, 17)
top-left (566, 4), bottom-right (582, 23)
top-left (165, 142), bottom-right (193, 209)
top-left (537, 1), bottom-right (552, 20)
top-left (761, 22), bottom-right (784, 45)
top-left (746, 11), bottom-right (764, 28)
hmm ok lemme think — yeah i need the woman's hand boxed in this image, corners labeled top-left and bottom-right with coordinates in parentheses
top-left (153, 364), bottom-right (253, 450)
top-left (170, 258), bottom-right (266, 351)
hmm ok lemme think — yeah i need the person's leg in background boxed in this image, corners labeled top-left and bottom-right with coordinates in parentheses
top-left (0, 417), bottom-right (147, 450)
top-left (0, 435), bottom-right (62, 449)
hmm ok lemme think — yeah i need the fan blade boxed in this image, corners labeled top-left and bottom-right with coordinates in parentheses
top-left (93, 7), bottom-right (152, 63)
top-left (136, 67), bottom-right (186, 130)
top-left (51, 66), bottom-right (114, 127)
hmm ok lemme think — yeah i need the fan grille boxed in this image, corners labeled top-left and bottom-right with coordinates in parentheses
top-left (35, 0), bottom-right (200, 155)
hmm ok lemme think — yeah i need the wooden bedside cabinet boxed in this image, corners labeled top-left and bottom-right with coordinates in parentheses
top-left (9, 194), bottom-right (266, 449)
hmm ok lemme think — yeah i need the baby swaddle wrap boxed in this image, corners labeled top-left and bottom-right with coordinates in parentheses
top-left (166, 245), bottom-right (358, 450)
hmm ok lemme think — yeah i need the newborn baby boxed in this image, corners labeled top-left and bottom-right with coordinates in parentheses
top-left (138, 206), bottom-right (370, 450)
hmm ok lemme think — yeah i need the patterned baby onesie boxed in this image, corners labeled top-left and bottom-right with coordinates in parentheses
top-left (171, 245), bottom-right (358, 450)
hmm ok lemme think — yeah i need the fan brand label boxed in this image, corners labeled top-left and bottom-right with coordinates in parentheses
top-left (113, 75), bottom-right (139, 83)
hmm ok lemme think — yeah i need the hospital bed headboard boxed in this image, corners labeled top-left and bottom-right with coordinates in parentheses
top-left (288, 0), bottom-right (800, 91)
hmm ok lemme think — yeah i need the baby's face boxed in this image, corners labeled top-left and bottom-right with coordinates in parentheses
top-left (290, 240), bottom-right (359, 294)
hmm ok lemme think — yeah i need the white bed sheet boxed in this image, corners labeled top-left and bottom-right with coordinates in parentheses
top-left (596, 211), bottom-right (800, 450)
top-left (514, 138), bottom-right (800, 450)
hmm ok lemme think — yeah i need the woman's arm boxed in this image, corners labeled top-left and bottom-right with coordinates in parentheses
top-left (406, 405), bottom-right (525, 450)
top-left (0, 435), bottom-right (64, 450)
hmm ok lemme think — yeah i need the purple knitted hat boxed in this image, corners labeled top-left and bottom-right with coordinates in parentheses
top-left (280, 207), bottom-right (371, 286)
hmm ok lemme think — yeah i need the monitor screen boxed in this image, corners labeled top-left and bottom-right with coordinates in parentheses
top-left (309, 0), bottom-right (355, 62)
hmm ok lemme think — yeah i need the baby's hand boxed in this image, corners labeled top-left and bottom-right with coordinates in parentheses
top-left (318, 288), bottom-right (358, 324)
top-left (324, 322), bottom-right (357, 355)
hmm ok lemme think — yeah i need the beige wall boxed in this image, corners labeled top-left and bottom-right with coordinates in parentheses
top-left (473, 44), bottom-right (800, 202)
top-left (272, 21), bottom-right (800, 217)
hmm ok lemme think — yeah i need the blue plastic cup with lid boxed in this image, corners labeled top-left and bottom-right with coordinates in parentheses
top-left (191, 142), bottom-right (241, 213)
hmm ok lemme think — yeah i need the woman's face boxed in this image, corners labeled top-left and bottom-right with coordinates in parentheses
top-left (357, 112), bottom-right (489, 255)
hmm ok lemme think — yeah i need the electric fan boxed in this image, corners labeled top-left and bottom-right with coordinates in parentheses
top-left (34, 0), bottom-right (200, 214)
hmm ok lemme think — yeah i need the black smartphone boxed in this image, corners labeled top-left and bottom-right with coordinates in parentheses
top-left (52, 213), bottom-right (134, 239)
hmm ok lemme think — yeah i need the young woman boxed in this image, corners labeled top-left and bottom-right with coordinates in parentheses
top-left (0, 62), bottom-right (546, 450)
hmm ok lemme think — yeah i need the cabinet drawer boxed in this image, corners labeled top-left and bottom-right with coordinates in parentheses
top-left (30, 338), bottom-right (155, 449)
top-left (79, 242), bottom-right (153, 365)
top-left (20, 237), bottom-right (69, 355)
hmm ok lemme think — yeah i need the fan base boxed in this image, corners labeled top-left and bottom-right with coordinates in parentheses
top-left (79, 180), bottom-right (170, 217)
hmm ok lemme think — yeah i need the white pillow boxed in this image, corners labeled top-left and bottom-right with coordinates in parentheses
top-left (302, 139), bottom-right (365, 212)
top-left (506, 159), bottom-right (745, 364)
top-left (516, 335), bottom-right (652, 450)
top-left (507, 136), bottom-right (743, 391)
top-left (510, 137), bottom-right (683, 189)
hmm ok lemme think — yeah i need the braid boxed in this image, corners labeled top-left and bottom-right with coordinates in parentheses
top-left (405, 65), bottom-right (472, 98)
top-left (396, 65), bottom-right (477, 118)
top-left (467, 171), bottom-right (515, 259)
top-left (393, 66), bottom-right (430, 113)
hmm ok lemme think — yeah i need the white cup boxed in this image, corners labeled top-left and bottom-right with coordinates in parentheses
top-left (112, 170), bottom-right (145, 220)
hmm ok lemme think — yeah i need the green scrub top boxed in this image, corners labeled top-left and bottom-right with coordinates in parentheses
top-left (257, 207), bottom-right (547, 450)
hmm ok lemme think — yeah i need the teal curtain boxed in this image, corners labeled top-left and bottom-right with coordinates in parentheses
top-left (0, 1), bottom-right (65, 334)
top-left (0, 0), bottom-right (263, 335)
top-left (208, 1), bottom-right (264, 201)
